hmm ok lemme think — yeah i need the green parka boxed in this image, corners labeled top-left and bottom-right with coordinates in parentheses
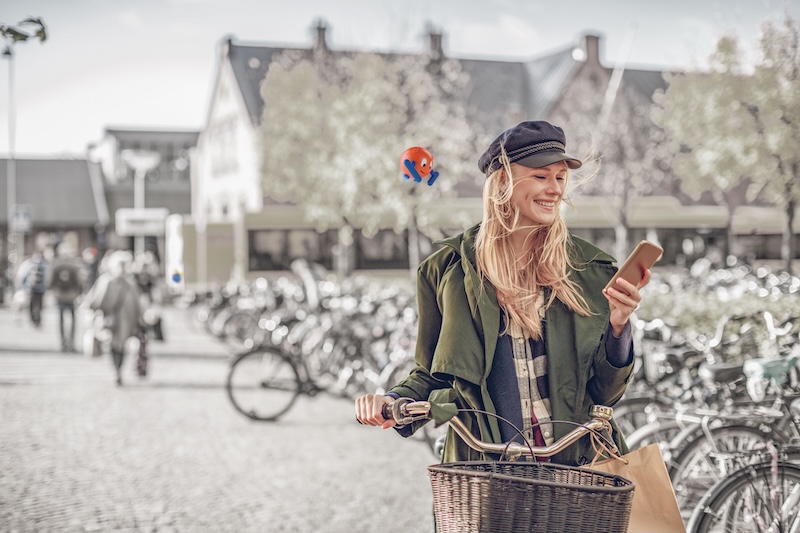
top-left (389, 224), bottom-right (634, 466)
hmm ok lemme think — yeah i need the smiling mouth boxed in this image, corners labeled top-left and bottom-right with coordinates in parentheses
top-left (535, 200), bottom-right (556, 208)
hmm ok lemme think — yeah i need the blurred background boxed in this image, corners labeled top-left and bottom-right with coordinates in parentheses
top-left (2, 1), bottom-right (800, 531)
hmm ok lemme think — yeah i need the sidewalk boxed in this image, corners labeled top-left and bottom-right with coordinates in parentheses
top-left (0, 298), bottom-right (435, 532)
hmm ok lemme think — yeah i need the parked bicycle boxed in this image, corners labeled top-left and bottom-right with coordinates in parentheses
top-left (686, 441), bottom-right (800, 533)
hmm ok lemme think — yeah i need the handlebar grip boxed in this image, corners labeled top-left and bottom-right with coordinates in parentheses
top-left (381, 402), bottom-right (393, 421)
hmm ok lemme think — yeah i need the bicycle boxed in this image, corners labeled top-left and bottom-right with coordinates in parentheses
top-left (382, 399), bottom-right (635, 533)
top-left (686, 442), bottom-right (800, 533)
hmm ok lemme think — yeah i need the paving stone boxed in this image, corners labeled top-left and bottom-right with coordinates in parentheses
top-left (0, 304), bottom-right (435, 532)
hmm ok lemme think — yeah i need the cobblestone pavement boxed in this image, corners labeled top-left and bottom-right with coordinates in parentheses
top-left (0, 302), bottom-right (435, 532)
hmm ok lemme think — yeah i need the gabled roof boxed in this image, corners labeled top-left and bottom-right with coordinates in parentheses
top-left (225, 38), bottom-right (590, 133)
top-left (524, 48), bottom-right (584, 118)
top-left (227, 42), bottom-right (307, 125)
top-left (621, 68), bottom-right (669, 101)
top-left (0, 158), bottom-right (108, 227)
top-left (223, 34), bottom-right (663, 139)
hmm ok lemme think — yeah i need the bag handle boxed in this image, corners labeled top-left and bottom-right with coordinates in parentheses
top-left (589, 430), bottom-right (629, 468)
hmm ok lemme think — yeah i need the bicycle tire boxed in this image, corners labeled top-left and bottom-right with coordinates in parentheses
top-left (221, 310), bottom-right (264, 352)
top-left (670, 424), bottom-right (769, 517)
top-left (688, 461), bottom-right (800, 533)
top-left (625, 418), bottom-right (683, 451)
top-left (226, 347), bottom-right (301, 421)
top-left (613, 395), bottom-right (671, 437)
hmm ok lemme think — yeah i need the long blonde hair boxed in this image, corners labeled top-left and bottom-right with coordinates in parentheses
top-left (475, 151), bottom-right (592, 339)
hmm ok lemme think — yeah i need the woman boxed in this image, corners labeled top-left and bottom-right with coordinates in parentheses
top-left (85, 250), bottom-right (144, 386)
top-left (355, 121), bottom-right (650, 466)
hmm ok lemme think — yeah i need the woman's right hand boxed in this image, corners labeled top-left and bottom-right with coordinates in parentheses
top-left (354, 393), bottom-right (396, 429)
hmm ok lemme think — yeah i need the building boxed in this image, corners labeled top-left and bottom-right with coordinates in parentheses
top-left (0, 127), bottom-right (199, 296)
top-left (191, 21), bottom-right (725, 286)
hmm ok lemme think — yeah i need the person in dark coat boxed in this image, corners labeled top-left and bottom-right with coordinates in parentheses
top-left (48, 243), bottom-right (85, 352)
top-left (85, 250), bottom-right (143, 386)
top-left (19, 250), bottom-right (50, 328)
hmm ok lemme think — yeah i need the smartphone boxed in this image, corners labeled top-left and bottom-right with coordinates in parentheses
top-left (605, 240), bottom-right (663, 295)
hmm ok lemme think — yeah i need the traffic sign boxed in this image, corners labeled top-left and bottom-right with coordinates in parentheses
top-left (115, 208), bottom-right (170, 236)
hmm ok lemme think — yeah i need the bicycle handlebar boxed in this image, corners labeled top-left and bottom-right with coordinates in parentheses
top-left (383, 398), bottom-right (619, 461)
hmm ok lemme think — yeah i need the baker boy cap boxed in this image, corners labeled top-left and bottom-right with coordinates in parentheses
top-left (478, 120), bottom-right (582, 175)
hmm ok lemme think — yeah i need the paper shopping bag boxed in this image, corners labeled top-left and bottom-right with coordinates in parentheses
top-left (590, 443), bottom-right (685, 533)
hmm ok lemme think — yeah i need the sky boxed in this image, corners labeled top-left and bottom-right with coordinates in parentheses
top-left (1, 0), bottom-right (797, 157)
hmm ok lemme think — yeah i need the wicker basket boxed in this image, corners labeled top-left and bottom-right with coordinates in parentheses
top-left (428, 461), bottom-right (634, 533)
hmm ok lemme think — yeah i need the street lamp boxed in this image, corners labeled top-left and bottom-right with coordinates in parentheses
top-left (1, 18), bottom-right (47, 295)
top-left (120, 149), bottom-right (161, 256)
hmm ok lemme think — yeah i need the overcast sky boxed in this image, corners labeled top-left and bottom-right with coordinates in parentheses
top-left (1, 0), bottom-right (797, 156)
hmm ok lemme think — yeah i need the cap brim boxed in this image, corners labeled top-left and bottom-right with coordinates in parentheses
top-left (515, 151), bottom-right (582, 170)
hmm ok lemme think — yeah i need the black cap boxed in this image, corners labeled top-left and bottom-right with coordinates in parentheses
top-left (478, 120), bottom-right (582, 175)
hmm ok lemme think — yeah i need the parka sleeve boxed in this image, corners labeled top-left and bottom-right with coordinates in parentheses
top-left (587, 322), bottom-right (635, 407)
top-left (389, 260), bottom-right (453, 397)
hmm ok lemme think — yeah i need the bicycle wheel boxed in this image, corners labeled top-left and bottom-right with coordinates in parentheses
top-left (670, 424), bottom-right (769, 518)
top-left (226, 347), bottom-right (301, 421)
top-left (688, 462), bottom-right (800, 533)
top-left (625, 418), bottom-right (683, 451)
top-left (221, 310), bottom-right (264, 352)
top-left (613, 395), bottom-right (671, 437)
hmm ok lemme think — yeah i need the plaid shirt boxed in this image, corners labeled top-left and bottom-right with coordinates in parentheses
top-left (507, 319), bottom-right (554, 448)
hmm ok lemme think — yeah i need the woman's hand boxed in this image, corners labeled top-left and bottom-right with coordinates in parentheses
top-left (602, 270), bottom-right (651, 336)
top-left (354, 393), bottom-right (396, 429)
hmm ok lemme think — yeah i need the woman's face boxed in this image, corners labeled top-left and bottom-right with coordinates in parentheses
top-left (508, 161), bottom-right (568, 227)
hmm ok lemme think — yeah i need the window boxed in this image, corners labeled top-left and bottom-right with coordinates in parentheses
top-left (248, 229), bottom-right (334, 271)
top-left (355, 229), bottom-right (409, 269)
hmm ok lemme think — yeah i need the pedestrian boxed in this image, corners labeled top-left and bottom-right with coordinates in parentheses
top-left (355, 120), bottom-right (651, 466)
top-left (48, 242), bottom-right (85, 352)
top-left (84, 250), bottom-right (144, 386)
top-left (18, 250), bottom-right (50, 328)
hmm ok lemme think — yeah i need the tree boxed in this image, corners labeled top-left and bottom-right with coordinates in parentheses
top-left (259, 49), bottom-right (480, 276)
top-left (652, 36), bottom-right (767, 259)
top-left (748, 15), bottom-right (800, 273)
top-left (552, 72), bottom-right (671, 260)
top-left (652, 14), bottom-right (800, 272)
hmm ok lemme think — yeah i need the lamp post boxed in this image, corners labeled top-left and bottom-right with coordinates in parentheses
top-left (2, 18), bottom-right (46, 296)
top-left (120, 149), bottom-right (161, 256)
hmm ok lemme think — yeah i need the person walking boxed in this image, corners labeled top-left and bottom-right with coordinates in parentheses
top-left (84, 250), bottom-right (144, 386)
top-left (19, 250), bottom-right (49, 328)
top-left (355, 120), bottom-right (651, 467)
top-left (48, 243), bottom-right (84, 352)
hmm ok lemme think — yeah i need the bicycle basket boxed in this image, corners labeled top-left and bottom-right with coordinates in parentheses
top-left (428, 461), bottom-right (634, 533)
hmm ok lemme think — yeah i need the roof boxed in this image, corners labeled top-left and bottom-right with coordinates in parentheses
top-left (620, 68), bottom-right (669, 102)
top-left (226, 39), bottom-right (597, 131)
top-left (524, 48), bottom-right (584, 117)
top-left (0, 158), bottom-right (108, 227)
top-left (227, 42), bottom-right (307, 125)
top-left (104, 127), bottom-right (200, 147)
top-left (225, 34), bottom-right (664, 136)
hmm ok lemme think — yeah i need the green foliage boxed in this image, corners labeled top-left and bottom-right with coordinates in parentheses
top-left (748, 15), bottom-right (800, 206)
top-left (0, 17), bottom-right (47, 45)
top-left (652, 35), bottom-right (762, 204)
top-left (259, 51), bottom-right (480, 238)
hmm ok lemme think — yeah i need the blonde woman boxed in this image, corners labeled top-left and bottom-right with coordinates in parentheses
top-left (355, 121), bottom-right (649, 465)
